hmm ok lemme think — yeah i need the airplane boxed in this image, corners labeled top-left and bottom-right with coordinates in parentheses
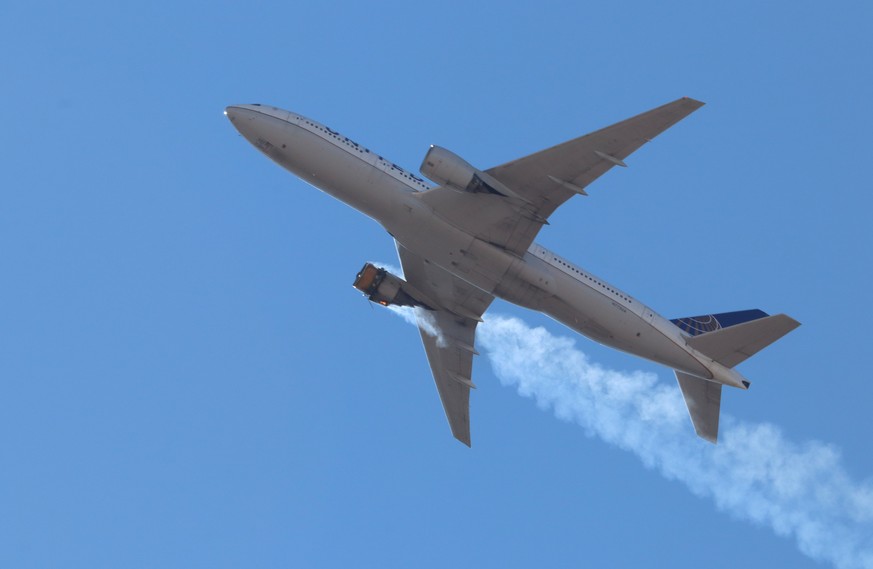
top-left (225, 98), bottom-right (799, 447)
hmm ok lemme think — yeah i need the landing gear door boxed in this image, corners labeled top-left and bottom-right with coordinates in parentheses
top-left (641, 304), bottom-right (656, 323)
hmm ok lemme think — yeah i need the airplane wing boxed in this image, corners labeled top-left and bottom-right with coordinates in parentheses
top-left (396, 242), bottom-right (494, 446)
top-left (417, 97), bottom-right (704, 255)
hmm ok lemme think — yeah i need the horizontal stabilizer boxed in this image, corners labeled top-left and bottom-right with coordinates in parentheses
top-left (686, 314), bottom-right (800, 368)
top-left (675, 371), bottom-right (721, 443)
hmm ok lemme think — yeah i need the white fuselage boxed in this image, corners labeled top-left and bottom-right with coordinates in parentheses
top-left (226, 105), bottom-right (747, 389)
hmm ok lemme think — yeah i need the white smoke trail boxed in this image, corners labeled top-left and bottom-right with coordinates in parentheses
top-left (477, 315), bottom-right (873, 569)
top-left (386, 305), bottom-right (445, 346)
top-left (371, 261), bottom-right (446, 346)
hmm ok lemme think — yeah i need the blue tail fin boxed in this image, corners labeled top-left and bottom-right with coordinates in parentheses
top-left (671, 309), bottom-right (768, 337)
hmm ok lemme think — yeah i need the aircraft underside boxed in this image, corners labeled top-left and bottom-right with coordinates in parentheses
top-left (226, 99), bottom-right (799, 446)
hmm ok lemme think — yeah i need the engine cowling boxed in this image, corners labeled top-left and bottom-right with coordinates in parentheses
top-left (352, 263), bottom-right (432, 309)
top-left (420, 145), bottom-right (514, 198)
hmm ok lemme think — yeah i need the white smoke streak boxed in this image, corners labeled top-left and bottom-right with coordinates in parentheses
top-left (386, 305), bottom-right (446, 346)
top-left (477, 315), bottom-right (873, 569)
top-left (372, 261), bottom-right (446, 346)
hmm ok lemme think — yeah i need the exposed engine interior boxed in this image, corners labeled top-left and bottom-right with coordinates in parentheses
top-left (352, 263), bottom-right (432, 309)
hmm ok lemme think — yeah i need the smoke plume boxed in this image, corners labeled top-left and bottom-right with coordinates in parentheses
top-left (477, 315), bottom-right (873, 569)
top-left (386, 305), bottom-right (445, 345)
top-left (371, 261), bottom-right (445, 345)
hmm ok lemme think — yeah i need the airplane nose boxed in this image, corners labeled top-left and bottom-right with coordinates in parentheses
top-left (225, 105), bottom-right (261, 147)
top-left (225, 104), bottom-right (289, 160)
top-left (225, 105), bottom-right (262, 138)
top-left (225, 105), bottom-right (241, 123)
top-left (225, 105), bottom-right (268, 130)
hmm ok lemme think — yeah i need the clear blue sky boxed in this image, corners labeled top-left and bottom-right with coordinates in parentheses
top-left (3, 1), bottom-right (872, 567)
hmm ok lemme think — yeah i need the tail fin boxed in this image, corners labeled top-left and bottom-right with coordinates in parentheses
top-left (673, 310), bottom-right (800, 443)
top-left (684, 314), bottom-right (800, 368)
top-left (675, 371), bottom-right (721, 443)
top-left (671, 309), bottom-right (769, 337)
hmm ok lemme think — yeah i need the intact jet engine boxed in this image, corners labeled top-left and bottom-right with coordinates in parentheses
top-left (419, 145), bottom-right (521, 199)
top-left (419, 145), bottom-right (549, 224)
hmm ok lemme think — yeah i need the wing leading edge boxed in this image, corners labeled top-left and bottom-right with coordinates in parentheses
top-left (396, 243), bottom-right (494, 446)
top-left (486, 97), bottom-right (705, 216)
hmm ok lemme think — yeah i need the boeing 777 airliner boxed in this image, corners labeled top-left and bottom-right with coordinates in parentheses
top-left (226, 98), bottom-right (799, 446)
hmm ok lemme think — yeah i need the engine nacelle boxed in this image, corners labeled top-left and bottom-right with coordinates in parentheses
top-left (352, 263), bottom-right (433, 309)
top-left (420, 145), bottom-right (515, 198)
